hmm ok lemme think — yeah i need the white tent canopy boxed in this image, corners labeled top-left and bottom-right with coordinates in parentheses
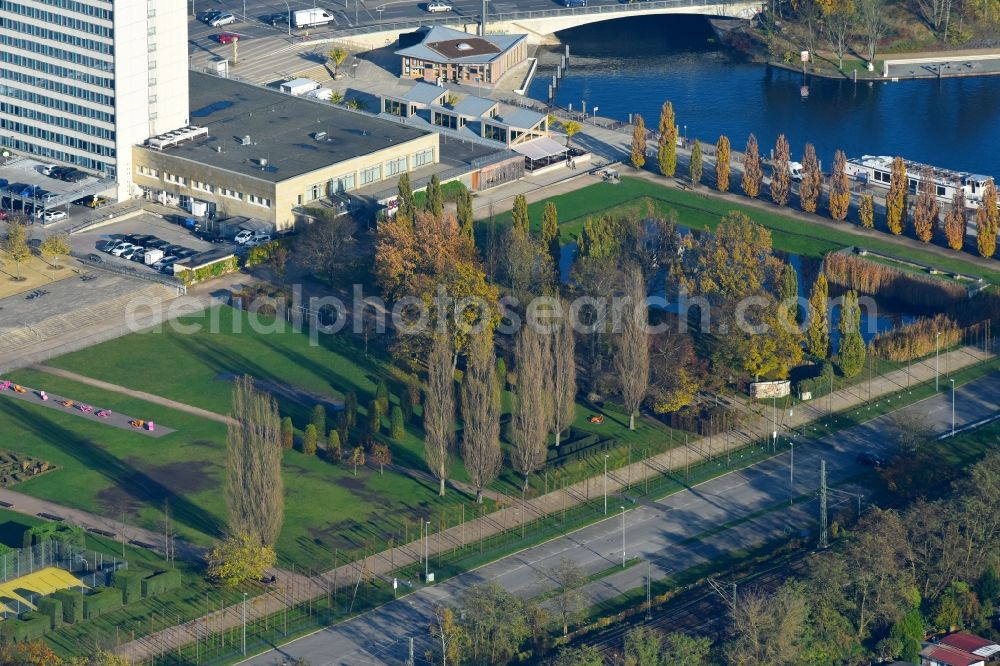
top-left (511, 136), bottom-right (568, 161)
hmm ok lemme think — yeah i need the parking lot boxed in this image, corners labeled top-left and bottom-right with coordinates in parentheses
top-left (0, 157), bottom-right (115, 226)
top-left (69, 214), bottom-right (237, 276)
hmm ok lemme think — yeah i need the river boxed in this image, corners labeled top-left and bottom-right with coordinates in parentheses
top-left (528, 15), bottom-right (1000, 177)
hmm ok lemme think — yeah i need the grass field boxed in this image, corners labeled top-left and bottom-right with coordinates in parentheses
top-left (481, 177), bottom-right (1000, 284)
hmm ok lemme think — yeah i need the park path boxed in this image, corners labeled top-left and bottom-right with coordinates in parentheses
top-left (114, 344), bottom-right (993, 662)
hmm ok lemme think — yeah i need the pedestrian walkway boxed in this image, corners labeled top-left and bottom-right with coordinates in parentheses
top-left (114, 344), bottom-right (993, 662)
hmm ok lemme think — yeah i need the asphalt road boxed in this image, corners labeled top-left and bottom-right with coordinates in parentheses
top-left (240, 371), bottom-right (1000, 666)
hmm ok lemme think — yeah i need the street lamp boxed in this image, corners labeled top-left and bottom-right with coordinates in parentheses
top-left (581, 100), bottom-right (587, 118)
top-left (424, 520), bottom-right (430, 582)
top-left (603, 454), bottom-right (609, 515)
top-left (620, 506), bottom-right (626, 568)
top-left (950, 378), bottom-right (956, 436)
top-left (241, 591), bottom-right (247, 655)
top-left (789, 440), bottom-right (794, 506)
top-left (282, 0), bottom-right (292, 36)
top-left (936, 332), bottom-right (941, 392)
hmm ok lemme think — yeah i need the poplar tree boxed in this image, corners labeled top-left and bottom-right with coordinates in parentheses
top-left (461, 332), bottom-right (502, 503)
top-left (828, 149), bottom-right (851, 221)
top-left (977, 180), bottom-right (998, 258)
top-left (715, 135), bottom-right (731, 192)
top-left (806, 273), bottom-right (830, 359)
top-left (912, 173), bottom-right (939, 243)
top-left (630, 114), bottom-right (647, 169)
top-left (541, 201), bottom-right (560, 274)
top-left (838, 290), bottom-right (866, 378)
top-left (397, 173), bottom-right (416, 223)
top-left (779, 262), bottom-right (799, 326)
top-left (943, 189), bottom-right (966, 251)
top-left (799, 143), bottom-right (822, 213)
top-left (424, 334), bottom-right (455, 497)
top-left (424, 173), bottom-right (444, 220)
top-left (859, 193), bottom-right (875, 229)
top-left (886, 156), bottom-right (908, 235)
top-left (689, 139), bottom-right (703, 185)
top-left (770, 134), bottom-right (791, 206)
top-left (741, 133), bottom-right (763, 198)
top-left (456, 186), bottom-right (474, 239)
top-left (511, 194), bottom-right (530, 237)
top-left (656, 101), bottom-right (677, 177)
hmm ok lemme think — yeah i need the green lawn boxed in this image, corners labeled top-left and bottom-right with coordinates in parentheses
top-left (482, 177), bottom-right (1000, 284)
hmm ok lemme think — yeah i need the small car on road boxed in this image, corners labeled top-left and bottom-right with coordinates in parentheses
top-left (563, 0), bottom-right (586, 6)
top-left (209, 12), bottom-right (236, 27)
top-left (217, 32), bottom-right (241, 44)
top-left (42, 210), bottom-right (67, 223)
top-left (426, 1), bottom-right (453, 11)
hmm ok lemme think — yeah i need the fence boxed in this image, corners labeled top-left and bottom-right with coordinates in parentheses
top-left (72, 251), bottom-right (186, 294)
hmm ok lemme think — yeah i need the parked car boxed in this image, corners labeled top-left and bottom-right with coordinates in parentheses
top-left (104, 239), bottom-right (127, 253)
top-left (73, 195), bottom-right (109, 208)
top-left (426, 1), bottom-right (453, 11)
top-left (42, 210), bottom-right (67, 223)
top-left (122, 246), bottom-right (144, 260)
top-left (563, 0), bottom-right (586, 6)
top-left (18, 185), bottom-right (36, 197)
top-left (209, 12), bottom-right (236, 27)
top-left (62, 170), bottom-right (87, 183)
top-left (262, 12), bottom-right (289, 26)
top-left (217, 32), bottom-right (241, 44)
top-left (200, 9), bottom-right (222, 24)
top-left (49, 166), bottom-right (73, 180)
top-left (110, 243), bottom-right (135, 257)
top-left (251, 232), bottom-right (271, 244)
top-left (40, 192), bottom-right (58, 203)
top-left (152, 255), bottom-right (178, 270)
top-left (234, 229), bottom-right (254, 245)
top-left (856, 452), bottom-right (886, 468)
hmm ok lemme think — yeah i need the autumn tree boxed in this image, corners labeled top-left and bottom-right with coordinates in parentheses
top-left (550, 558), bottom-right (586, 636)
top-left (799, 143), bottom-right (822, 213)
top-left (976, 179), bottom-right (998, 258)
top-left (860, 193), bottom-right (875, 228)
top-left (510, 326), bottom-right (552, 490)
top-left (689, 139), bottom-right (703, 184)
top-left (615, 266), bottom-right (650, 430)
top-left (624, 627), bottom-right (664, 666)
top-left (943, 189), bottom-right (966, 251)
top-left (397, 173), bottom-right (416, 222)
top-left (549, 305), bottom-right (577, 446)
top-left (295, 214), bottom-right (359, 288)
top-left (725, 584), bottom-right (809, 666)
top-left (631, 114), bottom-right (647, 169)
top-left (649, 332), bottom-right (702, 413)
top-left (806, 273), bottom-right (830, 358)
top-left (430, 606), bottom-right (463, 666)
top-left (207, 531), bottom-right (277, 588)
top-left (656, 101), bottom-right (677, 177)
top-left (741, 133), bottom-right (763, 198)
top-left (311, 404), bottom-right (326, 439)
top-left (302, 424), bottom-right (318, 455)
top-left (225, 376), bottom-right (284, 547)
top-left (350, 446), bottom-right (365, 476)
top-left (326, 430), bottom-right (341, 463)
top-left (39, 234), bottom-right (71, 269)
top-left (280, 416), bottom-right (293, 450)
top-left (838, 290), bottom-right (866, 378)
top-left (511, 193), bottom-right (530, 237)
top-left (770, 134), bottom-right (791, 206)
top-left (715, 135), bottom-right (731, 192)
top-left (424, 173), bottom-right (444, 220)
top-left (828, 149), bottom-right (851, 221)
top-left (541, 201), bottom-right (561, 274)
top-left (663, 632), bottom-right (712, 665)
top-left (456, 185), bottom-right (474, 239)
top-left (912, 173), bottom-right (939, 243)
top-left (371, 441), bottom-right (392, 474)
top-left (886, 156), bottom-right (908, 235)
top-left (3, 220), bottom-right (30, 280)
top-left (460, 332), bottom-right (502, 503)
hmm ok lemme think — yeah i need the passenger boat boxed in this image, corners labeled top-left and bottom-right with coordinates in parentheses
top-left (844, 155), bottom-right (994, 209)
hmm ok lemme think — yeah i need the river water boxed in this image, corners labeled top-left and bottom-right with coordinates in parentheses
top-left (528, 15), bottom-right (1000, 177)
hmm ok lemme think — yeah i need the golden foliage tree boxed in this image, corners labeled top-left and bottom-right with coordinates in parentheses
top-left (977, 179), bottom-right (998, 258)
top-left (741, 134), bottom-right (763, 198)
top-left (630, 114), bottom-right (647, 169)
top-left (511, 194), bottom-right (530, 237)
top-left (943, 189), bottom-right (966, 251)
top-left (657, 101), bottom-right (678, 177)
top-left (208, 531), bottom-right (277, 588)
top-left (689, 139), bottom-right (703, 184)
top-left (828, 149), bottom-right (851, 221)
top-left (770, 134), bottom-right (791, 206)
top-left (912, 172), bottom-right (939, 243)
top-left (799, 143), bottom-right (822, 213)
top-left (541, 200), bottom-right (560, 272)
top-left (715, 135), bottom-right (731, 192)
top-left (860, 193), bottom-right (875, 229)
top-left (886, 156), bottom-right (908, 235)
top-left (39, 234), bottom-right (71, 269)
top-left (806, 272), bottom-right (830, 358)
top-left (3, 220), bottom-right (30, 280)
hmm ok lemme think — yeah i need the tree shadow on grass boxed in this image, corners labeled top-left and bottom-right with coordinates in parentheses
top-left (0, 399), bottom-right (225, 540)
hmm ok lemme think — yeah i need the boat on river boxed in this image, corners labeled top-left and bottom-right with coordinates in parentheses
top-left (845, 155), bottom-right (994, 209)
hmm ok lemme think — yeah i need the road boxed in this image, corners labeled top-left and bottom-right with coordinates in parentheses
top-left (241, 370), bottom-right (1000, 665)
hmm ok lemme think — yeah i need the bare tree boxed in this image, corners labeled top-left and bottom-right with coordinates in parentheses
top-left (857, 0), bottom-right (889, 63)
top-left (225, 376), bottom-right (284, 546)
top-left (549, 558), bottom-right (586, 636)
top-left (510, 326), bottom-right (552, 491)
top-left (725, 584), bottom-right (809, 666)
top-left (461, 331), bottom-right (503, 503)
top-left (295, 214), bottom-right (359, 288)
top-left (615, 266), bottom-right (650, 431)
top-left (915, 0), bottom-right (954, 39)
top-left (824, 0), bottom-right (858, 70)
top-left (549, 305), bottom-right (577, 447)
top-left (424, 334), bottom-right (455, 497)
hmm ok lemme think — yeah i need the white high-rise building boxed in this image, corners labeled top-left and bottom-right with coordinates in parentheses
top-left (0, 0), bottom-right (190, 199)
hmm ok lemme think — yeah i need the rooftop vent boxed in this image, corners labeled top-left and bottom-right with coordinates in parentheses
top-left (313, 131), bottom-right (327, 141)
top-left (456, 42), bottom-right (473, 51)
top-left (240, 135), bottom-right (252, 146)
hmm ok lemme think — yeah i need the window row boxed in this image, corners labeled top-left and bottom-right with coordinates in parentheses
top-left (137, 168), bottom-right (272, 209)
top-left (0, 71), bottom-right (115, 109)
top-left (0, 50), bottom-right (113, 89)
top-left (0, 135), bottom-right (110, 172)
top-left (0, 118), bottom-right (113, 157)
top-left (0, 2), bottom-right (112, 37)
top-left (0, 18), bottom-right (113, 55)
top-left (0, 101), bottom-right (113, 140)
top-left (8, 0), bottom-right (113, 20)
top-left (301, 149), bottom-right (436, 202)
top-left (0, 34), bottom-right (113, 72)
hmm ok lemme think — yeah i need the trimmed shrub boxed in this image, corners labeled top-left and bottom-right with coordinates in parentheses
top-left (1, 612), bottom-right (49, 641)
top-left (142, 569), bottom-right (182, 598)
top-left (280, 416), bottom-right (294, 450)
top-left (311, 404), bottom-right (326, 438)
top-left (83, 587), bottom-right (122, 619)
top-left (326, 430), bottom-right (342, 463)
top-left (390, 406), bottom-right (405, 440)
top-left (36, 597), bottom-right (63, 630)
top-left (367, 400), bottom-right (382, 436)
top-left (375, 380), bottom-right (389, 415)
top-left (344, 391), bottom-right (358, 429)
top-left (53, 589), bottom-right (83, 624)
top-left (302, 424), bottom-right (318, 455)
top-left (795, 361), bottom-right (834, 400)
top-left (113, 569), bottom-right (145, 604)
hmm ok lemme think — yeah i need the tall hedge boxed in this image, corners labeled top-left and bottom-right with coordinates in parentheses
top-left (113, 569), bottom-right (145, 604)
top-left (53, 589), bottom-right (84, 624)
top-left (1, 612), bottom-right (49, 641)
top-left (142, 569), bottom-right (182, 598)
top-left (83, 587), bottom-right (122, 619)
top-left (36, 597), bottom-right (63, 630)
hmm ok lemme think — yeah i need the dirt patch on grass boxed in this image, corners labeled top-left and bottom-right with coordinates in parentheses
top-left (133, 460), bottom-right (217, 496)
top-left (95, 486), bottom-right (143, 518)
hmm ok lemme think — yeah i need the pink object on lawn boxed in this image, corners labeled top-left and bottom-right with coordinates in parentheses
top-left (39, 391), bottom-right (48, 401)
top-left (147, 421), bottom-right (155, 432)
top-left (0, 381), bottom-right (10, 391)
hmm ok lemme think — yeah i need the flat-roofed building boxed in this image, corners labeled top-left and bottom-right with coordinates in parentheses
top-left (396, 26), bottom-right (527, 86)
top-left (132, 72), bottom-right (440, 232)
